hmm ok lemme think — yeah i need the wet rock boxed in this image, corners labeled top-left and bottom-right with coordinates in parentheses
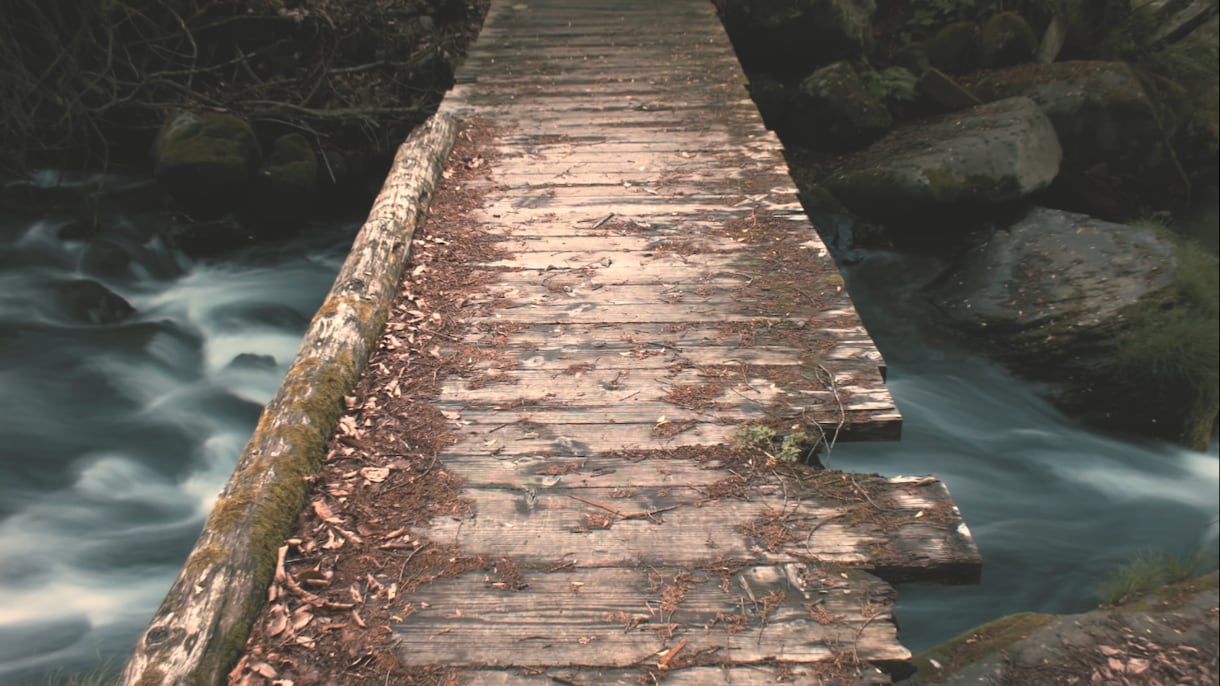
top-left (168, 217), bottom-right (257, 258)
top-left (789, 61), bottom-right (894, 150)
top-left (49, 279), bottom-right (135, 325)
top-left (822, 97), bottom-right (1061, 229)
top-left (974, 61), bottom-right (1190, 219)
top-left (928, 206), bottom-right (1217, 445)
top-left (252, 133), bottom-right (319, 235)
top-left (225, 353), bottom-right (278, 371)
top-left (78, 239), bottom-right (133, 279)
top-left (715, 0), bottom-right (875, 72)
top-left (154, 111), bottom-right (261, 217)
top-left (981, 11), bottom-right (1038, 67)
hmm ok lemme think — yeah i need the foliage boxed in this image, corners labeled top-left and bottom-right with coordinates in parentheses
top-left (1098, 550), bottom-right (1207, 605)
top-left (1114, 228), bottom-right (1219, 449)
top-left (860, 66), bottom-right (919, 108)
top-left (733, 425), bottom-right (821, 464)
top-left (0, 0), bottom-right (476, 173)
top-left (905, 0), bottom-right (990, 39)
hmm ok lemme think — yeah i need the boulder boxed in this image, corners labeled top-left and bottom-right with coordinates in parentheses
top-left (788, 61), bottom-right (894, 150)
top-left (154, 111), bottom-right (260, 217)
top-left (822, 97), bottom-right (1062, 228)
top-left (926, 21), bottom-right (981, 75)
top-left (169, 217), bottom-right (257, 258)
top-left (908, 573), bottom-right (1219, 686)
top-left (928, 206), bottom-right (1218, 447)
top-left (715, 0), bottom-right (875, 72)
top-left (252, 133), bottom-right (319, 234)
top-left (973, 61), bottom-right (1190, 218)
top-left (49, 279), bottom-right (135, 325)
top-left (981, 11), bottom-right (1038, 67)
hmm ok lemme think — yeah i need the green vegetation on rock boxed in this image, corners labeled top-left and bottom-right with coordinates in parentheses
top-left (908, 612), bottom-right (1057, 685)
top-left (1113, 229), bottom-right (1219, 449)
top-left (926, 20), bottom-right (981, 74)
top-left (981, 11), bottom-right (1037, 67)
top-left (1098, 551), bottom-right (1208, 605)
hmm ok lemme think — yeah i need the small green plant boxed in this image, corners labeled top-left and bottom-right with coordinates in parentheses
top-left (778, 431), bottom-right (818, 463)
top-left (734, 424), bottom-right (777, 451)
top-left (733, 425), bottom-right (821, 464)
top-left (1098, 550), bottom-right (1206, 605)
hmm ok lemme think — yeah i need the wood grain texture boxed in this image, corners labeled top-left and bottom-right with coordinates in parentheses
top-left (389, 1), bottom-right (979, 682)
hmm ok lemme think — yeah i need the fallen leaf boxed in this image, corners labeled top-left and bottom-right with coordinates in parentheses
top-left (251, 661), bottom-right (277, 679)
top-left (1098, 645), bottom-right (1121, 657)
top-left (291, 607), bottom-right (314, 631)
top-left (322, 528), bottom-right (345, 550)
top-left (360, 467), bottom-right (390, 483)
top-left (312, 500), bottom-right (341, 524)
top-left (266, 605), bottom-right (290, 637)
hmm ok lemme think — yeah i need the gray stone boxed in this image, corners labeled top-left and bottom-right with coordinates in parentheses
top-left (822, 97), bottom-right (1062, 226)
top-left (926, 206), bottom-right (1217, 443)
top-left (974, 61), bottom-right (1190, 216)
top-left (929, 207), bottom-right (1175, 333)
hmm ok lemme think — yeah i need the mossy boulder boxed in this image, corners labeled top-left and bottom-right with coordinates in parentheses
top-left (715, 0), bottom-right (876, 72)
top-left (926, 21), bottom-right (981, 75)
top-left (788, 61), bottom-right (894, 151)
top-left (981, 11), bottom-right (1038, 67)
top-left (974, 61), bottom-right (1190, 218)
top-left (822, 97), bottom-right (1061, 230)
top-left (927, 206), bottom-right (1218, 447)
top-left (252, 133), bottom-right (319, 234)
top-left (154, 111), bottom-right (260, 217)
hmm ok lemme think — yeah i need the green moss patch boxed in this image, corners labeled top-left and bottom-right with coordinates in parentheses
top-left (908, 612), bottom-right (1056, 684)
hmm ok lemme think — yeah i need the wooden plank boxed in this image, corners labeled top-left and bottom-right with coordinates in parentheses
top-left (458, 664), bottom-right (893, 686)
top-left (395, 565), bottom-right (907, 668)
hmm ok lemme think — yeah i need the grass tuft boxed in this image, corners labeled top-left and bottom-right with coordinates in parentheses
top-left (1098, 550), bottom-right (1207, 605)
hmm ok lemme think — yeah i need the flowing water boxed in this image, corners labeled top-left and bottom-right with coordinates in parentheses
top-left (0, 173), bottom-right (360, 683)
top-left (0, 176), bottom-right (1216, 682)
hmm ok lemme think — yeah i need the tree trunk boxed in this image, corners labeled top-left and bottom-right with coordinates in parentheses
top-left (118, 111), bottom-right (460, 686)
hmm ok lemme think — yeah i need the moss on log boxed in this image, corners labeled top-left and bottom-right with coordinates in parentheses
top-left (118, 111), bottom-right (460, 686)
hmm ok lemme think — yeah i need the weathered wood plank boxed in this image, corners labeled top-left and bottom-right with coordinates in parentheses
top-left (395, 565), bottom-right (906, 668)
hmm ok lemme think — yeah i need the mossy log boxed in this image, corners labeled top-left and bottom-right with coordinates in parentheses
top-left (118, 112), bottom-right (460, 686)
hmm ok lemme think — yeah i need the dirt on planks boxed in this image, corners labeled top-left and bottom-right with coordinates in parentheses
top-left (226, 121), bottom-right (937, 685)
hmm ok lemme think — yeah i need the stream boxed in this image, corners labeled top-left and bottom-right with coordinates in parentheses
top-left (0, 174), bottom-right (1216, 682)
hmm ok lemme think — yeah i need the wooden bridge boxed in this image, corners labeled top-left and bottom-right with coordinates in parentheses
top-left (122, 1), bottom-right (981, 684)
